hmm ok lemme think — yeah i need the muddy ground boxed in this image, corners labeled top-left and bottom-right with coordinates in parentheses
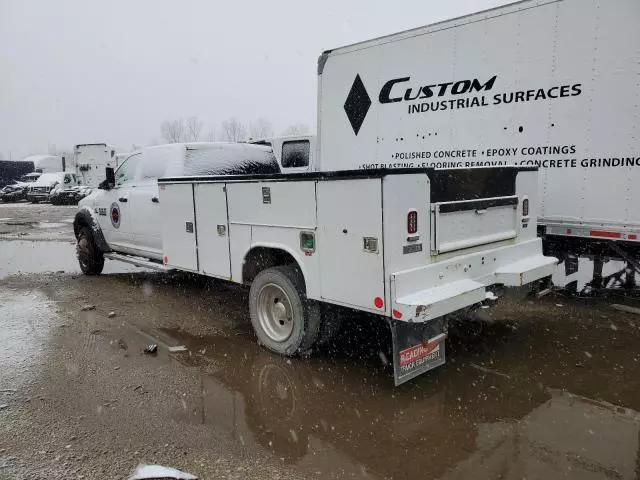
top-left (1, 203), bottom-right (640, 480)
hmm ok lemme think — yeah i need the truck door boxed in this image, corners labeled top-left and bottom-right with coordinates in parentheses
top-left (126, 151), bottom-right (167, 260)
top-left (95, 153), bottom-right (141, 249)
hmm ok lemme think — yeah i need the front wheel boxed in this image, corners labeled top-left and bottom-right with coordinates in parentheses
top-left (76, 226), bottom-right (104, 275)
top-left (249, 266), bottom-right (320, 356)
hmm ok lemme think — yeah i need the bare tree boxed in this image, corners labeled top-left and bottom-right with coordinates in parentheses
top-left (205, 127), bottom-right (217, 142)
top-left (160, 118), bottom-right (186, 143)
top-left (249, 117), bottom-right (273, 140)
top-left (281, 123), bottom-right (310, 136)
top-left (221, 117), bottom-right (248, 143)
top-left (185, 116), bottom-right (204, 142)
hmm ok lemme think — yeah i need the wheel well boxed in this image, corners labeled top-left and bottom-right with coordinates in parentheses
top-left (73, 217), bottom-right (89, 238)
top-left (243, 247), bottom-right (304, 288)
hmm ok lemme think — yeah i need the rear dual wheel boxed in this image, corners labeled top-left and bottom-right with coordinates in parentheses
top-left (249, 266), bottom-right (320, 356)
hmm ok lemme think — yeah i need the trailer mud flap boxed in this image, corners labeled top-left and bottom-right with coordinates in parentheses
top-left (389, 318), bottom-right (446, 386)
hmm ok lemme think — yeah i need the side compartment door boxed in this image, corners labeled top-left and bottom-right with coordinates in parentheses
top-left (159, 183), bottom-right (198, 271)
top-left (194, 183), bottom-right (230, 279)
top-left (316, 178), bottom-right (385, 313)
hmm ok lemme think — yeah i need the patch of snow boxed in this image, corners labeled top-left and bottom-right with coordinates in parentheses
top-left (37, 222), bottom-right (67, 229)
top-left (128, 464), bottom-right (197, 480)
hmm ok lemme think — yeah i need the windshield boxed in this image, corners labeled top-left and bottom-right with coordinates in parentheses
top-left (19, 174), bottom-right (40, 182)
top-left (33, 173), bottom-right (62, 185)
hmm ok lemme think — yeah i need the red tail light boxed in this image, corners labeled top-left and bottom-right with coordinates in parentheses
top-left (522, 198), bottom-right (529, 217)
top-left (407, 210), bottom-right (418, 234)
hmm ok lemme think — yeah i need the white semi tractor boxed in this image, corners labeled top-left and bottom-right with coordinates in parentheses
top-left (74, 6), bottom-right (564, 383)
top-left (286, 0), bottom-right (636, 293)
top-left (73, 143), bottom-right (119, 187)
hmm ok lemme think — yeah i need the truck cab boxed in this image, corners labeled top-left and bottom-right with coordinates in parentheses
top-left (77, 142), bottom-right (278, 262)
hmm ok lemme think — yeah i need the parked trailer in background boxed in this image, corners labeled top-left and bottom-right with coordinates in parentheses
top-left (0, 160), bottom-right (35, 188)
top-left (23, 155), bottom-right (66, 174)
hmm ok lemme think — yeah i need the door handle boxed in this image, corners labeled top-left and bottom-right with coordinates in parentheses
top-left (151, 197), bottom-right (159, 203)
top-left (118, 197), bottom-right (128, 203)
top-left (475, 209), bottom-right (486, 215)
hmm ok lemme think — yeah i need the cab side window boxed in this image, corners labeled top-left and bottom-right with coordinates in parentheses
top-left (281, 140), bottom-right (310, 168)
top-left (115, 153), bottom-right (142, 187)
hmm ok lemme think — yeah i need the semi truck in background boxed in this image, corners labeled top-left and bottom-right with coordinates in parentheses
top-left (73, 143), bottom-right (120, 187)
top-left (256, 0), bottom-right (639, 294)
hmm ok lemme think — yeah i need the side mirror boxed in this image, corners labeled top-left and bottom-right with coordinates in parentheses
top-left (100, 167), bottom-right (116, 190)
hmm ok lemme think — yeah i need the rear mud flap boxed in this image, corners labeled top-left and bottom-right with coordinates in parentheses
top-left (389, 318), bottom-right (447, 386)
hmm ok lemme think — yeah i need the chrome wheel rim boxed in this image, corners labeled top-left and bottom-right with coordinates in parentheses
top-left (257, 283), bottom-right (294, 342)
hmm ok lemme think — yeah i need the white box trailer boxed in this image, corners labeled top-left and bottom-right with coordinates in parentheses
top-left (24, 154), bottom-right (66, 174)
top-left (306, 0), bottom-right (639, 290)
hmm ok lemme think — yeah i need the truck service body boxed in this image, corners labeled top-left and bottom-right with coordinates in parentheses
top-left (74, 3), bottom-right (561, 384)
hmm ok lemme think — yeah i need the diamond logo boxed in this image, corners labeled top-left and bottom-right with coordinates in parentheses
top-left (344, 74), bottom-right (371, 135)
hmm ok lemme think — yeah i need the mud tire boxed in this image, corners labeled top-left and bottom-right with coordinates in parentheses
top-left (76, 226), bottom-right (104, 275)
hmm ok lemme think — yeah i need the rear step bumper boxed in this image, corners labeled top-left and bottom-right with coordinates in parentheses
top-left (392, 238), bottom-right (557, 323)
top-left (104, 252), bottom-right (173, 272)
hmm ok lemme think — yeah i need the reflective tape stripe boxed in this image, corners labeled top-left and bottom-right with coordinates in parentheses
top-left (590, 230), bottom-right (622, 239)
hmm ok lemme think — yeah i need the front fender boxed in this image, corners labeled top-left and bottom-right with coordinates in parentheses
top-left (73, 207), bottom-right (111, 253)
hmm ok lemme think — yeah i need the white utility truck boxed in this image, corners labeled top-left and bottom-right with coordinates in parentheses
top-left (27, 171), bottom-right (79, 203)
top-left (73, 143), bottom-right (119, 187)
top-left (74, 24), bottom-right (560, 387)
top-left (282, 0), bottom-right (635, 293)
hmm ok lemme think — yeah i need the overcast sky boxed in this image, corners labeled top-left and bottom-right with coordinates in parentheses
top-left (0, 0), bottom-right (509, 159)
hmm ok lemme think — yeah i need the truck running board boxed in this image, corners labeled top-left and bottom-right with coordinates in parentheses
top-left (103, 252), bottom-right (173, 272)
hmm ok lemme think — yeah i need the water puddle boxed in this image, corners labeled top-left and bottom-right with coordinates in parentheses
top-left (0, 290), bottom-right (60, 391)
top-left (153, 313), bottom-right (640, 479)
top-left (0, 240), bottom-right (144, 278)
